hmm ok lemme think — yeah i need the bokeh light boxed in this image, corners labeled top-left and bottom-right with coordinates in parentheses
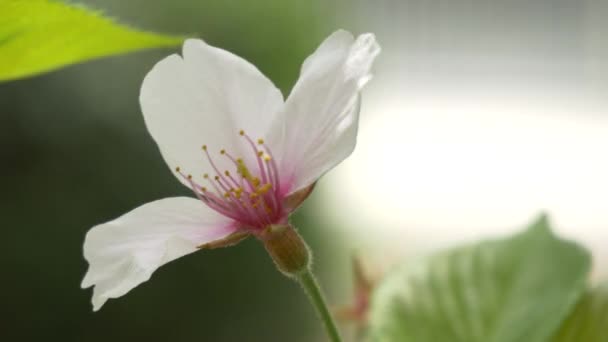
top-left (324, 0), bottom-right (608, 278)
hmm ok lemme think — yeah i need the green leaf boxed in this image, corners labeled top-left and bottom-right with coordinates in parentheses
top-left (368, 215), bottom-right (591, 342)
top-left (0, 0), bottom-right (182, 81)
top-left (551, 284), bottom-right (608, 342)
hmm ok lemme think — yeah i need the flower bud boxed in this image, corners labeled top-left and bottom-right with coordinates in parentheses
top-left (259, 224), bottom-right (311, 277)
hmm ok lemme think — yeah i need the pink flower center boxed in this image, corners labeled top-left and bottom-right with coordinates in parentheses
top-left (176, 131), bottom-right (285, 229)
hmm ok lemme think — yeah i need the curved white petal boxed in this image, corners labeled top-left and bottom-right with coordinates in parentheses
top-left (81, 197), bottom-right (238, 311)
top-left (140, 39), bottom-right (284, 188)
top-left (267, 30), bottom-right (380, 193)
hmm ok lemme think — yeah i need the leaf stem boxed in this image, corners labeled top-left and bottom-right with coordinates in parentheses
top-left (297, 270), bottom-right (342, 342)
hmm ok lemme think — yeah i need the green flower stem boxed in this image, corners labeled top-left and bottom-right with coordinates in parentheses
top-left (297, 270), bottom-right (342, 342)
top-left (259, 224), bottom-right (341, 341)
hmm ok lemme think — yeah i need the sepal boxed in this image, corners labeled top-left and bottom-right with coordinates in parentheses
top-left (198, 230), bottom-right (250, 249)
top-left (283, 183), bottom-right (316, 212)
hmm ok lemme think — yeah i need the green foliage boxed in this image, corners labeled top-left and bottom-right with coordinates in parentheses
top-left (368, 215), bottom-right (591, 342)
top-left (0, 0), bottom-right (182, 81)
top-left (551, 284), bottom-right (608, 342)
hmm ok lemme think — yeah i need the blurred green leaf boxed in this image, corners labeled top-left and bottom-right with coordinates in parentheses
top-left (368, 215), bottom-right (591, 342)
top-left (0, 0), bottom-right (182, 82)
top-left (551, 284), bottom-right (608, 342)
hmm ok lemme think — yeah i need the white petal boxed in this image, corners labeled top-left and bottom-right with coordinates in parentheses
top-left (140, 39), bottom-right (284, 187)
top-left (267, 30), bottom-right (380, 193)
top-left (81, 197), bottom-right (237, 311)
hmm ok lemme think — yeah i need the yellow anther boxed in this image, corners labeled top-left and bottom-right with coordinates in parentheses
top-left (202, 145), bottom-right (207, 151)
top-left (203, 173), bottom-right (209, 179)
top-left (263, 154), bottom-right (272, 162)
top-left (187, 174), bottom-right (192, 180)
top-left (175, 167), bottom-right (181, 172)
top-left (220, 149), bottom-right (226, 155)
top-left (252, 177), bottom-right (261, 188)
top-left (257, 183), bottom-right (273, 195)
top-left (249, 193), bottom-right (259, 199)
top-left (257, 151), bottom-right (264, 157)
top-left (239, 130), bottom-right (245, 136)
top-left (257, 138), bottom-right (264, 145)
top-left (224, 170), bottom-right (230, 176)
top-left (214, 175), bottom-right (220, 181)
top-left (224, 192), bottom-right (231, 198)
top-left (201, 187), bottom-right (207, 192)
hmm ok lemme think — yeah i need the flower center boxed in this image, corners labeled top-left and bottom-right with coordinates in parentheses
top-left (175, 131), bottom-right (284, 229)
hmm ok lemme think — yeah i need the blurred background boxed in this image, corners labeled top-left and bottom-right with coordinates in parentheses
top-left (1, 0), bottom-right (606, 341)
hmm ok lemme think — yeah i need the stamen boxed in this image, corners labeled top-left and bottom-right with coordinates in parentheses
top-left (202, 146), bottom-right (235, 194)
top-left (189, 132), bottom-right (283, 228)
top-left (224, 171), bottom-right (242, 190)
top-left (262, 142), bottom-right (281, 194)
top-left (241, 132), bottom-right (269, 185)
top-left (205, 175), bottom-right (224, 198)
top-left (177, 168), bottom-right (238, 219)
top-left (207, 179), bottom-right (249, 218)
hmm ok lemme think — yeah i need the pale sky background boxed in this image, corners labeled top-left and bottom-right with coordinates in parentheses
top-left (322, 0), bottom-right (608, 278)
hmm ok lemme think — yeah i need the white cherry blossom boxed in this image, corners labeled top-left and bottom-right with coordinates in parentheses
top-left (82, 30), bottom-right (380, 310)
